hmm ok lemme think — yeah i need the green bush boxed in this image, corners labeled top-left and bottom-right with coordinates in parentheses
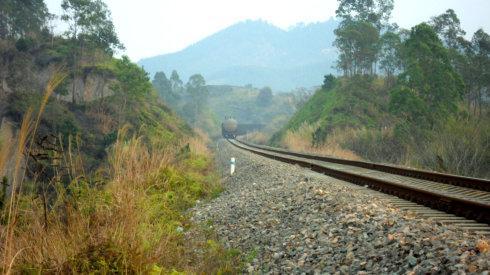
top-left (341, 128), bottom-right (406, 164)
top-left (64, 242), bottom-right (129, 273)
top-left (15, 37), bottom-right (36, 52)
top-left (410, 117), bottom-right (490, 178)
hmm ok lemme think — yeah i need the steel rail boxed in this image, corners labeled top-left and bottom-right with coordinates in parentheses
top-left (228, 139), bottom-right (490, 225)
top-left (236, 139), bottom-right (490, 192)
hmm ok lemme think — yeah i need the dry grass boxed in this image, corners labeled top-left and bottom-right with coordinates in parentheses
top-left (1, 129), bottom-right (166, 272)
top-left (282, 122), bottom-right (361, 160)
top-left (0, 124), bottom-right (14, 178)
top-left (2, 68), bottom-right (67, 274)
top-left (86, 105), bottom-right (119, 135)
top-left (2, 108), bottom-right (33, 274)
top-left (2, 126), bottom-right (235, 273)
top-left (188, 128), bottom-right (212, 156)
top-left (0, 76), bottom-right (237, 272)
top-left (407, 117), bottom-right (490, 178)
top-left (281, 119), bottom-right (489, 179)
top-left (243, 131), bottom-right (269, 145)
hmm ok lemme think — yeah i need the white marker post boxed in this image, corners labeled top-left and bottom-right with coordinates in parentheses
top-left (230, 157), bottom-right (236, 175)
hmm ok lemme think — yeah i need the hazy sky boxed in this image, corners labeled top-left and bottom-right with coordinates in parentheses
top-left (45, 0), bottom-right (490, 61)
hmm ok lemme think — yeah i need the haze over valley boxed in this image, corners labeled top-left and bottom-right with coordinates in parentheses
top-left (139, 19), bottom-right (338, 91)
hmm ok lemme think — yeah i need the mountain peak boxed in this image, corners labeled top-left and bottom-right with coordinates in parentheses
top-left (139, 19), bottom-right (338, 91)
top-left (206, 19), bottom-right (285, 42)
top-left (232, 19), bottom-right (280, 28)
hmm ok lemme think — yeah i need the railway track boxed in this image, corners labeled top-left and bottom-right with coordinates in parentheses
top-left (228, 139), bottom-right (490, 237)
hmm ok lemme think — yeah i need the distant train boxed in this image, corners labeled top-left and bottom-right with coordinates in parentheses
top-left (221, 117), bottom-right (264, 139)
top-left (222, 118), bottom-right (238, 138)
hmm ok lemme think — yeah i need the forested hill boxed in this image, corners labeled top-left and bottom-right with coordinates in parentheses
top-left (271, 5), bottom-right (490, 179)
top-left (138, 19), bottom-right (338, 91)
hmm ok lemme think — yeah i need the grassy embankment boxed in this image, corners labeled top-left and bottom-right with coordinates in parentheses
top-left (0, 42), bottom-right (241, 273)
top-left (271, 76), bottom-right (489, 178)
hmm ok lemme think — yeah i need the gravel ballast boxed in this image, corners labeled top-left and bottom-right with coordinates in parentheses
top-left (192, 140), bottom-right (490, 274)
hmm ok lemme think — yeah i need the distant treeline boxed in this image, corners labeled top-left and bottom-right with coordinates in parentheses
top-left (333, 0), bottom-right (488, 119)
top-left (152, 70), bottom-right (280, 135)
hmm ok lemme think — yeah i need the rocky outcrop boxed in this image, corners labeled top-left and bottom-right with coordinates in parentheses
top-left (1, 40), bottom-right (116, 105)
top-left (0, 117), bottom-right (20, 195)
top-left (57, 72), bottom-right (116, 104)
top-left (1, 66), bottom-right (116, 104)
top-left (1, 78), bottom-right (12, 95)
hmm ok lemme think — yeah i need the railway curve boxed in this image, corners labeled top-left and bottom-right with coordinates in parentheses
top-left (229, 139), bottom-right (490, 226)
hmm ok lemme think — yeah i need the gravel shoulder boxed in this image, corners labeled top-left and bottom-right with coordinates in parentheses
top-left (192, 140), bottom-right (490, 274)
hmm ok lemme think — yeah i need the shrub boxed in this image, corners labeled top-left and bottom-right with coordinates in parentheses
top-left (409, 117), bottom-right (490, 178)
top-left (15, 37), bottom-right (36, 52)
top-left (340, 127), bottom-right (406, 164)
top-left (281, 122), bottom-right (361, 160)
top-left (244, 131), bottom-right (269, 145)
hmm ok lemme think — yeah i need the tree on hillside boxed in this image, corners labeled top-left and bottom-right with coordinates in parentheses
top-left (336, 0), bottom-right (394, 30)
top-left (391, 23), bottom-right (464, 127)
top-left (61, 0), bottom-right (123, 103)
top-left (430, 10), bottom-right (468, 78)
top-left (186, 74), bottom-right (207, 96)
top-left (153, 72), bottom-right (171, 90)
top-left (0, 0), bottom-right (50, 39)
top-left (389, 86), bottom-right (429, 126)
top-left (153, 71), bottom-right (180, 106)
top-left (322, 74), bottom-right (337, 90)
top-left (465, 29), bottom-right (490, 116)
top-left (256, 86), bottom-right (273, 107)
top-left (334, 20), bottom-right (380, 76)
top-left (430, 10), bottom-right (489, 116)
top-left (183, 74), bottom-right (208, 125)
top-left (61, 0), bottom-right (123, 54)
top-left (113, 56), bottom-right (152, 100)
top-left (170, 70), bottom-right (184, 94)
top-left (430, 9), bottom-right (466, 50)
top-left (379, 31), bottom-right (402, 84)
top-left (334, 0), bottom-right (394, 76)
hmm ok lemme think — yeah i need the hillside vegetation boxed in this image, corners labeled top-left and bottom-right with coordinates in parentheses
top-left (273, 2), bottom-right (489, 179)
top-left (0, 0), bottom-right (240, 272)
top-left (152, 70), bottom-right (303, 138)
